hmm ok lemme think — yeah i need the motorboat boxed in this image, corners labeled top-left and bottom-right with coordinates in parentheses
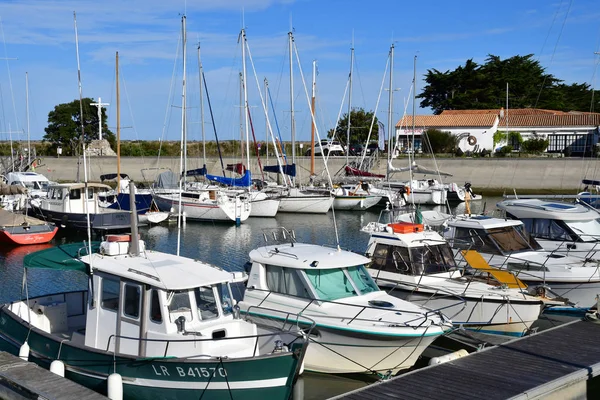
top-left (362, 220), bottom-right (552, 336)
top-left (29, 183), bottom-right (132, 232)
top-left (0, 234), bottom-right (310, 400)
top-left (443, 214), bottom-right (600, 310)
top-left (0, 208), bottom-right (57, 245)
top-left (239, 229), bottom-right (452, 375)
top-left (497, 198), bottom-right (600, 261)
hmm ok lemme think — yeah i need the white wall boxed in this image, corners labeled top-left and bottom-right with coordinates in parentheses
top-left (396, 124), bottom-right (497, 153)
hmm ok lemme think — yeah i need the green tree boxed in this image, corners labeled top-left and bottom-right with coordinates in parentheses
top-left (417, 54), bottom-right (598, 114)
top-left (43, 98), bottom-right (115, 156)
top-left (327, 108), bottom-right (379, 145)
top-left (422, 129), bottom-right (457, 153)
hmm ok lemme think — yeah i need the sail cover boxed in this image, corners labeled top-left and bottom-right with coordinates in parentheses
top-left (206, 170), bottom-right (251, 187)
top-left (186, 166), bottom-right (207, 176)
top-left (226, 163), bottom-right (246, 175)
top-left (263, 164), bottom-right (296, 177)
top-left (388, 161), bottom-right (453, 177)
top-left (345, 166), bottom-right (385, 178)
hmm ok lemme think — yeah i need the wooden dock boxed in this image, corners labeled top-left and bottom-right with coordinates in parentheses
top-left (0, 351), bottom-right (107, 400)
top-left (333, 318), bottom-right (600, 400)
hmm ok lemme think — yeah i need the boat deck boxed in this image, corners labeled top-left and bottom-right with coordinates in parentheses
top-left (0, 351), bottom-right (108, 399)
top-left (334, 318), bottom-right (600, 399)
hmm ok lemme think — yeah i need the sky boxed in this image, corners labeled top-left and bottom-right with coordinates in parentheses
top-left (0, 0), bottom-right (599, 147)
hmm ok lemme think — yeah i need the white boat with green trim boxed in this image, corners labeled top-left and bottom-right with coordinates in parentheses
top-left (0, 235), bottom-right (311, 400)
top-left (239, 229), bottom-right (452, 375)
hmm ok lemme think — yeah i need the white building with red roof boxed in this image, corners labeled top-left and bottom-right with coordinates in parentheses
top-left (395, 108), bottom-right (600, 155)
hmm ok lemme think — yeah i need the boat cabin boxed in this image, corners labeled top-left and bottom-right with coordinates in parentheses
top-left (14, 237), bottom-right (255, 359)
top-left (445, 215), bottom-right (542, 256)
top-left (245, 243), bottom-right (380, 303)
top-left (364, 223), bottom-right (457, 279)
top-left (3, 171), bottom-right (50, 195)
top-left (498, 199), bottom-right (600, 243)
top-left (41, 183), bottom-right (113, 214)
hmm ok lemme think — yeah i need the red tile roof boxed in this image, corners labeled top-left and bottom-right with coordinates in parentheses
top-left (441, 108), bottom-right (569, 116)
top-left (499, 114), bottom-right (600, 127)
top-left (396, 114), bottom-right (497, 128)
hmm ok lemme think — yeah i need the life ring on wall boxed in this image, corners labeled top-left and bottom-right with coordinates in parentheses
top-left (467, 136), bottom-right (477, 146)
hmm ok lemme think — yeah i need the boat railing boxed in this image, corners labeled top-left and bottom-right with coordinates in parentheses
top-left (104, 306), bottom-right (315, 358)
top-left (246, 287), bottom-right (450, 330)
top-left (260, 227), bottom-right (297, 246)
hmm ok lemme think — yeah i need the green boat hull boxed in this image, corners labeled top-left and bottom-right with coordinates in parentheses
top-left (0, 307), bottom-right (305, 400)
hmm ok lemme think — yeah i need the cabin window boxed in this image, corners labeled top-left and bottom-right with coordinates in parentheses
top-left (101, 278), bottom-right (120, 311)
top-left (563, 219), bottom-right (600, 242)
top-left (87, 189), bottom-right (94, 199)
top-left (410, 244), bottom-right (456, 275)
top-left (346, 266), bottom-right (379, 294)
top-left (70, 189), bottom-right (81, 200)
top-left (522, 218), bottom-right (573, 242)
top-left (453, 228), bottom-right (501, 255)
top-left (195, 287), bottom-right (219, 320)
top-left (265, 265), bottom-right (311, 298)
top-left (123, 284), bottom-right (141, 319)
top-left (150, 290), bottom-right (162, 323)
top-left (216, 283), bottom-right (233, 316)
top-left (370, 244), bottom-right (411, 273)
top-left (515, 225), bottom-right (543, 250)
top-left (168, 291), bottom-right (192, 320)
top-left (305, 268), bottom-right (357, 301)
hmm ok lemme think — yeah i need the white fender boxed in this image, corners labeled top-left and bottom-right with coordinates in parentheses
top-left (18, 342), bottom-right (30, 361)
top-left (50, 360), bottom-right (65, 377)
top-left (429, 349), bottom-right (469, 365)
top-left (107, 373), bottom-right (123, 400)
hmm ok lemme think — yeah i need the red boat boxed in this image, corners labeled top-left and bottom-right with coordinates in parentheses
top-left (0, 209), bottom-right (57, 245)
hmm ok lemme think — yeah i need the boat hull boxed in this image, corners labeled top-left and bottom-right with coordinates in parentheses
top-left (332, 195), bottom-right (382, 211)
top-left (0, 225), bottom-right (58, 245)
top-left (519, 279), bottom-right (600, 310)
top-left (249, 193), bottom-right (280, 217)
top-left (29, 206), bottom-right (132, 232)
top-left (0, 306), bottom-right (303, 400)
top-left (277, 195), bottom-right (333, 214)
top-left (155, 194), bottom-right (250, 223)
top-left (379, 283), bottom-right (543, 336)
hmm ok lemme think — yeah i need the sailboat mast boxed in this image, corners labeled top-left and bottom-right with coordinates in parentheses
top-left (182, 16), bottom-right (188, 178)
top-left (116, 51), bottom-right (121, 193)
top-left (386, 44), bottom-right (394, 178)
top-left (265, 77), bottom-right (269, 165)
top-left (241, 29), bottom-right (251, 171)
top-left (25, 72), bottom-right (30, 166)
top-left (346, 44), bottom-right (354, 165)
top-left (310, 60), bottom-right (316, 176)
top-left (411, 55), bottom-right (417, 153)
top-left (198, 43), bottom-right (206, 167)
top-left (239, 72), bottom-right (244, 158)
top-left (288, 31), bottom-right (296, 177)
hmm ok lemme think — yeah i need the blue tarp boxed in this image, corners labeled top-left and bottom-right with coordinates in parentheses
top-left (263, 164), bottom-right (296, 177)
top-left (206, 170), bottom-right (252, 187)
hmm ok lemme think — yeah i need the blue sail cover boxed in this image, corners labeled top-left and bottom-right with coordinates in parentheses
top-left (186, 166), bottom-right (207, 176)
top-left (263, 164), bottom-right (296, 177)
top-left (107, 193), bottom-right (154, 214)
top-left (206, 170), bottom-right (251, 187)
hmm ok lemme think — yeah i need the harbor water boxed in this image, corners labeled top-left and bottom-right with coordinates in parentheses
top-left (0, 197), bottom-right (578, 399)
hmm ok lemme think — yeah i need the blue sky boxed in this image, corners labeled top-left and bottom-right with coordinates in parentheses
top-left (0, 0), bottom-right (599, 146)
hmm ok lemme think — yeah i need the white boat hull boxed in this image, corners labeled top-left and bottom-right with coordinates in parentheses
top-left (333, 195), bottom-right (382, 211)
top-left (139, 211), bottom-right (170, 225)
top-left (249, 192), bottom-right (280, 217)
top-left (378, 282), bottom-right (542, 336)
top-left (155, 194), bottom-right (250, 223)
top-left (277, 193), bottom-right (333, 214)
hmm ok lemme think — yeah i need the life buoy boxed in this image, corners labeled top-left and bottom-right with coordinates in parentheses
top-left (467, 136), bottom-right (477, 146)
top-left (405, 186), bottom-right (411, 195)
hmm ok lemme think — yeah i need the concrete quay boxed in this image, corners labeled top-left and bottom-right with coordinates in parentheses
top-left (25, 155), bottom-right (597, 191)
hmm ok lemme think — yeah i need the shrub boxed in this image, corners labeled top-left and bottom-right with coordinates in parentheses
top-left (422, 129), bottom-right (458, 153)
top-left (521, 138), bottom-right (549, 154)
top-left (455, 147), bottom-right (464, 157)
top-left (495, 145), bottom-right (513, 157)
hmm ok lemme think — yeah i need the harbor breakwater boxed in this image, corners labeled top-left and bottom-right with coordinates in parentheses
top-left (26, 156), bottom-right (597, 192)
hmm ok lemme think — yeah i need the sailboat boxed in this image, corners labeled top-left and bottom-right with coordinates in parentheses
top-left (261, 32), bottom-right (334, 214)
top-left (154, 17), bottom-right (251, 223)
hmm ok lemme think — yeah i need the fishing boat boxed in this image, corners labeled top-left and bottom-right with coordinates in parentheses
top-left (0, 208), bottom-right (57, 245)
top-left (0, 235), bottom-right (310, 400)
top-left (497, 198), bottom-right (600, 261)
top-left (239, 228), bottom-right (452, 375)
top-left (362, 220), bottom-right (553, 336)
top-left (29, 182), bottom-right (132, 232)
top-left (443, 214), bottom-right (600, 310)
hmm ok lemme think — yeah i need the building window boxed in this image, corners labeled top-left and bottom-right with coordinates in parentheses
top-left (101, 277), bottom-right (120, 311)
top-left (123, 284), bottom-right (141, 319)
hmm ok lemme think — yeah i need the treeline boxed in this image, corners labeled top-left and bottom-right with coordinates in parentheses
top-left (418, 55), bottom-right (600, 114)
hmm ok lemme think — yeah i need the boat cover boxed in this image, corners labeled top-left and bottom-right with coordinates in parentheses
top-left (344, 165), bottom-right (385, 178)
top-left (226, 163), bottom-right (246, 175)
top-left (23, 242), bottom-right (100, 272)
top-left (154, 171), bottom-right (179, 189)
top-left (100, 173), bottom-right (129, 181)
top-left (582, 179), bottom-right (600, 186)
top-left (0, 209), bottom-right (48, 227)
top-left (461, 249), bottom-right (527, 289)
top-left (206, 170), bottom-right (251, 187)
top-left (263, 164), bottom-right (296, 177)
top-left (0, 184), bottom-right (27, 195)
top-left (186, 166), bottom-right (207, 177)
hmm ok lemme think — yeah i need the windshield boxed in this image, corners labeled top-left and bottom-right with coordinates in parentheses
top-left (304, 265), bottom-right (378, 301)
top-left (487, 226), bottom-right (533, 254)
top-left (565, 219), bottom-right (600, 242)
top-left (410, 244), bottom-right (457, 275)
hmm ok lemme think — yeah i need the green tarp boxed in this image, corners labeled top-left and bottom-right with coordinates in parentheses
top-left (23, 242), bottom-right (100, 272)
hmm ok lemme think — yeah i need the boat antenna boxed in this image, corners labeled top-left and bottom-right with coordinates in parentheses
top-left (74, 11), bottom-right (93, 261)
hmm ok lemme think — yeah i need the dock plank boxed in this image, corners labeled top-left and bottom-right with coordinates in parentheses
top-left (334, 319), bottom-right (600, 400)
top-left (0, 351), bottom-right (107, 400)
